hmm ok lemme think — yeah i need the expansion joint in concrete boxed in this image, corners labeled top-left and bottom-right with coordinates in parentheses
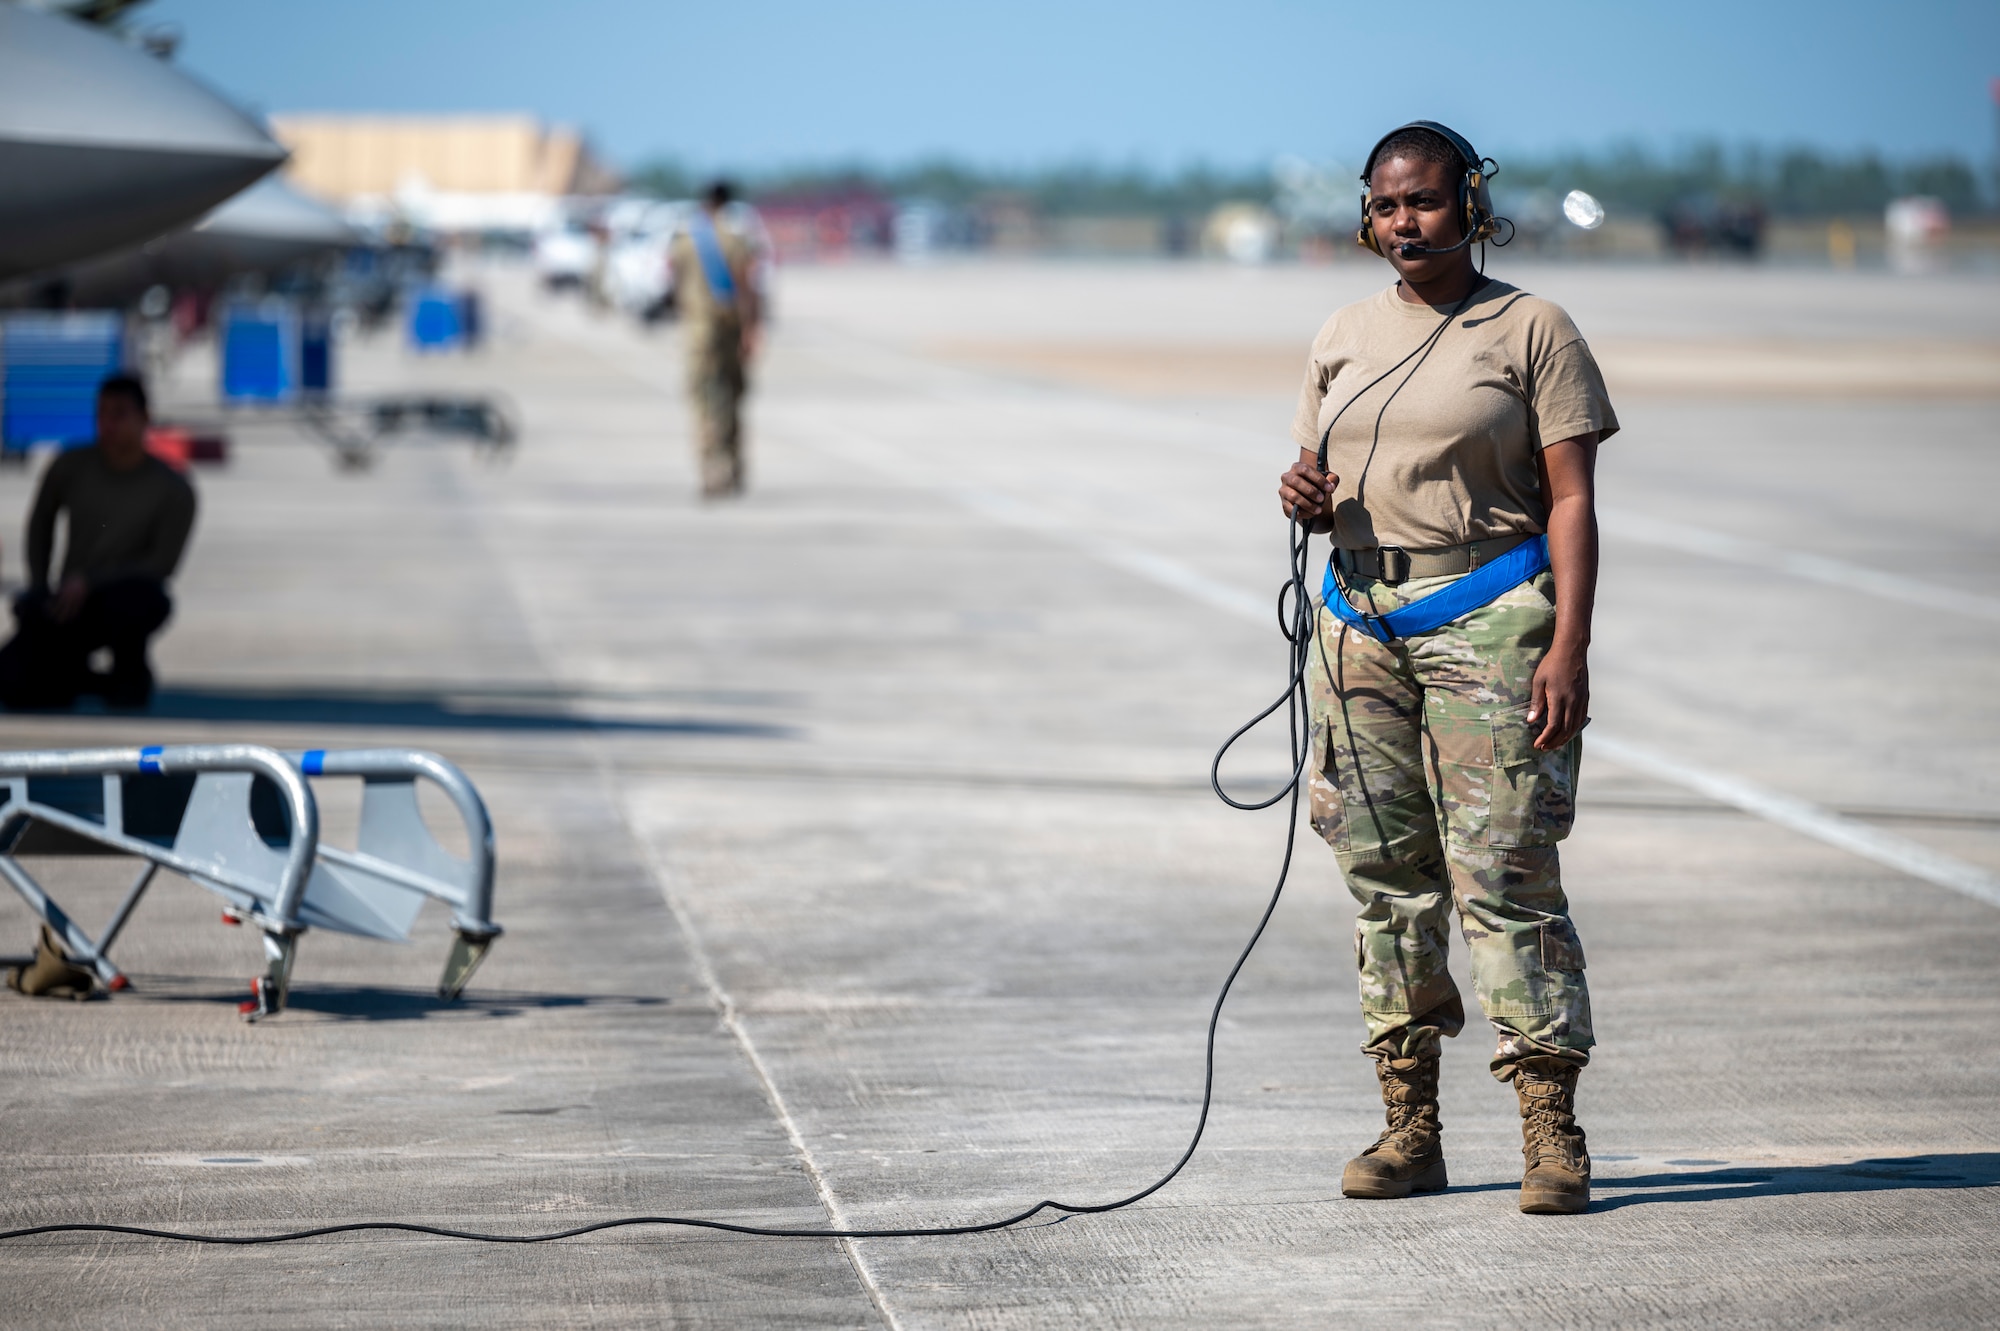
top-left (599, 759), bottom-right (903, 1331)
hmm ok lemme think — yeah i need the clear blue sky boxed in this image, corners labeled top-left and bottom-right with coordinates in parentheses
top-left (146, 0), bottom-right (2000, 172)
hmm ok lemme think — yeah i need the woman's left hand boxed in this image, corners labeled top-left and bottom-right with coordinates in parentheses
top-left (1531, 433), bottom-right (1600, 751)
top-left (1527, 642), bottom-right (1589, 750)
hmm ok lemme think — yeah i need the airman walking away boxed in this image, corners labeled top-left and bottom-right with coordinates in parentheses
top-left (668, 180), bottom-right (764, 500)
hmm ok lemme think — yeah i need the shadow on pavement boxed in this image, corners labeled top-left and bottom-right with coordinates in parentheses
top-left (282, 985), bottom-right (672, 1021)
top-left (106, 980), bottom-right (671, 1022)
top-left (1581, 1154), bottom-right (2000, 1209)
top-left (118, 685), bottom-right (797, 737)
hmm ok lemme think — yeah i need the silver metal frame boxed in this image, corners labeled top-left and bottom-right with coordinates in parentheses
top-left (283, 748), bottom-right (502, 1002)
top-left (0, 744), bottom-right (314, 1017)
top-left (0, 744), bottom-right (501, 1020)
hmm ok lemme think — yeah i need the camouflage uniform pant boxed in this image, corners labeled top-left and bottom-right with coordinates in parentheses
top-left (1309, 566), bottom-right (1593, 1081)
top-left (685, 319), bottom-right (746, 497)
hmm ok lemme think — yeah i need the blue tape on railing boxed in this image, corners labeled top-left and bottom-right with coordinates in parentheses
top-left (301, 750), bottom-right (325, 776)
top-left (138, 745), bottom-right (164, 774)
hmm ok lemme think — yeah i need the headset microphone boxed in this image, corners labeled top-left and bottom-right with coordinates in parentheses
top-left (1395, 233), bottom-right (1478, 260)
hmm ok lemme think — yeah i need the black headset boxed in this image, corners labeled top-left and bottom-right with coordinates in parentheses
top-left (1356, 120), bottom-right (1503, 259)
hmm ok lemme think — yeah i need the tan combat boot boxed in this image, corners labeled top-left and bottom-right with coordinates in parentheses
top-left (1341, 1051), bottom-right (1447, 1199)
top-left (1515, 1059), bottom-right (1590, 1214)
top-left (5, 926), bottom-right (96, 1000)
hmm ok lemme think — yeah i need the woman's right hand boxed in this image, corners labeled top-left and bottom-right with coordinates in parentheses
top-left (1279, 453), bottom-right (1338, 526)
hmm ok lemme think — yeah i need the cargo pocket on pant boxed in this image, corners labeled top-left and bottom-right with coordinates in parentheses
top-left (1309, 721), bottom-right (1351, 851)
top-left (1539, 917), bottom-right (1586, 973)
top-left (1487, 706), bottom-right (1579, 848)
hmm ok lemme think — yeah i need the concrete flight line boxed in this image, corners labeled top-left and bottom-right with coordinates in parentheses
top-left (802, 419), bottom-right (2000, 914)
top-left (1601, 506), bottom-right (2000, 625)
top-left (1584, 736), bottom-right (2000, 909)
top-left (568, 327), bottom-right (2000, 913)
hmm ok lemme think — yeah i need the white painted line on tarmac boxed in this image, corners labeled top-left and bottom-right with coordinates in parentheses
top-left (1602, 507), bottom-right (2000, 624)
top-left (568, 309), bottom-right (2000, 913)
top-left (777, 409), bottom-right (1275, 624)
top-left (1586, 736), bottom-right (2000, 909)
top-left (804, 424), bottom-right (2000, 912)
top-left (952, 485), bottom-right (1274, 624)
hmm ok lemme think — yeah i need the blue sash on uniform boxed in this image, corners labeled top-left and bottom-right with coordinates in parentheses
top-left (687, 214), bottom-right (737, 307)
top-left (1320, 534), bottom-right (1550, 644)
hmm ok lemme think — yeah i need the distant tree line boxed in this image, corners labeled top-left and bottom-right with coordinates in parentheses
top-left (1502, 142), bottom-right (1986, 218)
top-left (627, 143), bottom-right (1993, 219)
top-left (626, 158), bottom-right (1274, 218)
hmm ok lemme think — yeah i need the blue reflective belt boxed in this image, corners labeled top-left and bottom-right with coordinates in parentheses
top-left (1320, 534), bottom-right (1550, 643)
top-left (687, 217), bottom-right (737, 306)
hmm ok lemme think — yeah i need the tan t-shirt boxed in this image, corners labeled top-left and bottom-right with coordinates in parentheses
top-left (1290, 279), bottom-right (1617, 551)
top-left (670, 217), bottom-right (756, 329)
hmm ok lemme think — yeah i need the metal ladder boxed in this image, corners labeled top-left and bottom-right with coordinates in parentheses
top-left (0, 744), bottom-right (502, 1020)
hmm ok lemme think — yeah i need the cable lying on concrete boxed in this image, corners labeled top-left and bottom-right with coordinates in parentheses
top-left (0, 521), bottom-right (1323, 1248)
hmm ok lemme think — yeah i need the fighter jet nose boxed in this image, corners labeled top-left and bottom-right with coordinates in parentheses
top-left (0, 5), bottom-right (287, 282)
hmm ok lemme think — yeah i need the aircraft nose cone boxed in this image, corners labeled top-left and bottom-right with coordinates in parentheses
top-left (0, 5), bottom-right (287, 282)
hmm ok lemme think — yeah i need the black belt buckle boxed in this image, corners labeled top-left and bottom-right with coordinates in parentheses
top-left (1377, 545), bottom-right (1410, 585)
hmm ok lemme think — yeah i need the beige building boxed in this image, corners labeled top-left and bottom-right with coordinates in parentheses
top-left (269, 114), bottom-right (616, 203)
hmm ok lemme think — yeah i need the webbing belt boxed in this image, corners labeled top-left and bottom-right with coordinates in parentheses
top-left (1321, 533), bottom-right (1550, 643)
top-left (687, 215), bottom-right (737, 307)
top-left (1334, 533), bottom-right (1529, 584)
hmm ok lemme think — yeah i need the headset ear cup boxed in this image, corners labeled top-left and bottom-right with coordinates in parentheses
top-left (1466, 165), bottom-right (1497, 242)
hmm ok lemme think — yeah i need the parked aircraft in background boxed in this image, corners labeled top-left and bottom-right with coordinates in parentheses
top-left (1660, 193), bottom-right (1766, 257)
top-left (0, 3), bottom-right (285, 283)
top-left (17, 175), bottom-right (357, 309)
top-left (172, 176), bottom-right (356, 283)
